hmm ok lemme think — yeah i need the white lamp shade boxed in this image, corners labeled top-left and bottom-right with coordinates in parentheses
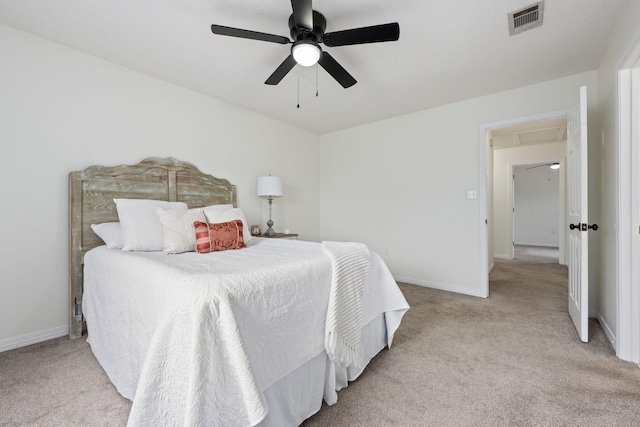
top-left (257, 176), bottom-right (283, 198)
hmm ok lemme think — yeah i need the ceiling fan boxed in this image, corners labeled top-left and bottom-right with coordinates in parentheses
top-left (526, 162), bottom-right (560, 170)
top-left (210, 0), bottom-right (400, 88)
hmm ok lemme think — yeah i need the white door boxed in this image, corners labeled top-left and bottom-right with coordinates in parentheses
top-left (567, 85), bottom-right (589, 342)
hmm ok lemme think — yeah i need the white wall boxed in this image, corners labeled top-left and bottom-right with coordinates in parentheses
top-left (513, 164), bottom-right (560, 247)
top-left (493, 142), bottom-right (566, 258)
top-left (0, 25), bottom-right (321, 350)
top-left (320, 72), bottom-right (598, 298)
top-left (596, 0), bottom-right (640, 349)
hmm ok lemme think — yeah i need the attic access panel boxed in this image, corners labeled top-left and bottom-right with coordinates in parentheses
top-left (509, 1), bottom-right (544, 35)
top-left (513, 125), bottom-right (567, 146)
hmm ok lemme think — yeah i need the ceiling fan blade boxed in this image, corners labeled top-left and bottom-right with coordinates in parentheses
top-left (525, 163), bottom-right (550, 170)
top-left (323, 22), bottom-right (400, 47)
top-left (318, 52), bottom-right (356, 88)
top-left (291, 0), bottom-right (313, 30)
top-left (265, 55), bottom-right (297, 85)
top-left (211, 24), bottom-right (290, 44)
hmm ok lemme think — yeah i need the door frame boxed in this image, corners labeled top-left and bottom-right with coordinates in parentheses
top-left (479, 109), bottom-right (570, 298)
top-left (616, 38), bottom-right (640, 363)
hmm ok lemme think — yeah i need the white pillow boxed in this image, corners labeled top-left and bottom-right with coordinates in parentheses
top-left (114, 198), bottom-right (188, 251)
top-left (204, 207), bottom-right (253, 243)
top-left (156, 204), bottom-right (234, 254)
top-left (157, 207), bottom-right (207, 254)
top-left (91, 222), bottom-right (124, 249)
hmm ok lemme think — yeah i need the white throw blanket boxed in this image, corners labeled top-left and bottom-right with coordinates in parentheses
top-left (322, 241), bottom-right (370, 368)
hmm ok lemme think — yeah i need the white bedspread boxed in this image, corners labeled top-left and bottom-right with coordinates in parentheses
top-left (82, 238), bottom-right (408, 426)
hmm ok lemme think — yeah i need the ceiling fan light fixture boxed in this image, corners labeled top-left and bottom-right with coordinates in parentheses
top-left (550, 162), bottom-right (560, 170)
top-left (292, 40), bottom-right (321, 66)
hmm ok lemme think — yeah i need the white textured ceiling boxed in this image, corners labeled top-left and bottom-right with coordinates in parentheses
top-left (0, 0), bottom-right (628, 134)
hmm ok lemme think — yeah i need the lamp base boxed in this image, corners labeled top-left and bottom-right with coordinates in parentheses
top-left (264, 213), bottom-right (275, 236)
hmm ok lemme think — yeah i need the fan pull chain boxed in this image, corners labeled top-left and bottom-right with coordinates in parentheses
top-left (297, 73), bottom-right (300, 108)
top-left (316, 63), bottom-right (319, 97)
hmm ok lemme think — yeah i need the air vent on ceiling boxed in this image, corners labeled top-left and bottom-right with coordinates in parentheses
top-left (509, 1), bottom-right (544, 36)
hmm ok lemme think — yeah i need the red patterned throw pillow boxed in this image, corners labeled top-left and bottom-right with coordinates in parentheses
top-left (194, 220), bottom-right (246, 253)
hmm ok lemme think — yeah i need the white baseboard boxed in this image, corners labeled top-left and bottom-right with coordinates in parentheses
top-left (514, 242), bottom-right (559, 248)
top-left (596, 312), bottom-right (616, 351)
top-left (493, 254), bottom-right (512, 260)
top-left (394, 275), bottom-right (487, 298)
top-left (0, 325), bottom-right (68, 353)
top-left (488, 262), bottom-right (495, 274)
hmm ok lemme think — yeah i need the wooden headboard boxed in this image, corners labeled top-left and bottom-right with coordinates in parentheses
top-left (68, 157), bottom-right (237, 338)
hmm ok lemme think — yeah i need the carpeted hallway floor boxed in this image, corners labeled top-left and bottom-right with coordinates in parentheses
top-left (1, 250), bottom-right (639, 426)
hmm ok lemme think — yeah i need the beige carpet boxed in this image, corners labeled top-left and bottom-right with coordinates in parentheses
top-left (2, 255), bottom-right (639, 426)
top-left (304, 255), bottom-right (640, 426)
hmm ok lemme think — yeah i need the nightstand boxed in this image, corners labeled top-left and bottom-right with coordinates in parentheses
top-left (261, 233), bottom-right (298, 240)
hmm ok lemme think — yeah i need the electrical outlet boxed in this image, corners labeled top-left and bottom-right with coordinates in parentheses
top-left (74, 302), bottom-right (82, 319)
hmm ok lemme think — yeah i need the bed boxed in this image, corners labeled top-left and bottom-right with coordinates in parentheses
top-left (69, 157), bottom-right (409, 426)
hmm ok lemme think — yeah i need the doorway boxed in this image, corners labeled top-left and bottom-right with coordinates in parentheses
top-left (489, 116), bottom-right (567, 263)
top-left (478, 110), bottom-right (570, 298)
top-left (512, 161), bottom-right (563, 263)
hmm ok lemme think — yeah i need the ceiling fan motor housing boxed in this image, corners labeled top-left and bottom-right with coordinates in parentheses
top-left (289, 11), bottom-right (326, 42)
